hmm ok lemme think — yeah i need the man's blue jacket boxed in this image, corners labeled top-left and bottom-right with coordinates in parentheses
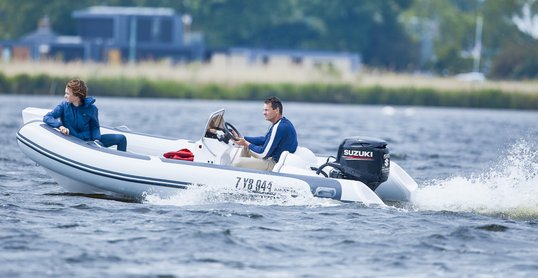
top-left (245, 117), bottom-right (298, 163)
top-left (43, 97), bottom-right (101, 141)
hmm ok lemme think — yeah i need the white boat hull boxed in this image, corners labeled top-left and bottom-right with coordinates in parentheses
top-left (17, 107), bottom-right (417, 205)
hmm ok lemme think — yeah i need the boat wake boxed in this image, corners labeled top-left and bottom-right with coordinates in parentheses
top-left (143, 183), bottom-right (341, 208)
top-left (412, 139), bottom-right (538, 219)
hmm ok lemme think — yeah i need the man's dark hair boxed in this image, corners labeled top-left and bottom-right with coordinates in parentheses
top-left (264, 96), bottom-right (283, 114)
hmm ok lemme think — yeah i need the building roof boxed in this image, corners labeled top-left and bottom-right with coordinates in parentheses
top-left (20, 16), bottom-right (57, 44)
top-left (73, 6), bottom-right (176, 17)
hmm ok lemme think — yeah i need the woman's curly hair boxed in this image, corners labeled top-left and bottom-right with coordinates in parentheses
top-left (67, 79), bottom-right (88, 101)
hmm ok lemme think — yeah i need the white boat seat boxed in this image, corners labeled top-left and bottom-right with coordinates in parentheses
top-left (272, 151), bottom-right (290, 172)
top-left (293, 147), bottom-right (318, 166)
top-left (273, 147), bottom-right (317, 173)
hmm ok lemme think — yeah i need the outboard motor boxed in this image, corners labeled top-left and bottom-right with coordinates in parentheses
top-left (317, 137), bottom-right (390, 190)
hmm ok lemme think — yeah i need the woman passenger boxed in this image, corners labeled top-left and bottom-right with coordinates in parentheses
top-left (43, 79), bottom-right (127, 151)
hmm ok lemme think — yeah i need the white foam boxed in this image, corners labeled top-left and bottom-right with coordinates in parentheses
top-left (143, 183), bottom-right (341, 208)
top-left (381, 106), bottom-right (396, 116)
top-left (412, 139), bottom-right (538, 218)
top-left (404, 107), bottom-right (416, 117)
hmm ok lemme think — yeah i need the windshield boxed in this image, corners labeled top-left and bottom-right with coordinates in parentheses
top-left (202, 109), bottom-right (225, 139)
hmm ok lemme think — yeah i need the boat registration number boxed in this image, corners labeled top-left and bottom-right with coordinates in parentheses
top-left (235, 177), bottom-right (272, 193)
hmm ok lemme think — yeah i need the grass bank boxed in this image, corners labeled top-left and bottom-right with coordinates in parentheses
top-left (0, 62), bottom-right (537, 110)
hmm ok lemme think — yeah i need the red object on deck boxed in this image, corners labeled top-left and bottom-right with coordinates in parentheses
top-left (163, 148), bottom-right (194, 161)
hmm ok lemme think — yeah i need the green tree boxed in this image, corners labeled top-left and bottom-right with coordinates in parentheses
top-left (401, 0), bottom-right (476, 74)
top-left (401, 0), bottom-right (538, 78)
top-left (2, 0), bottom-right (536, 78)
top-left (487, 1), bottom-right (538, 79)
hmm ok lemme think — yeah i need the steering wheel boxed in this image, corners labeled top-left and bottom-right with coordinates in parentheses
top-left (223, 121), bottom-right (241, 141)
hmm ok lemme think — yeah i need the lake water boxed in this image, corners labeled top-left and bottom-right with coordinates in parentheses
top-left (1, 95), bottom-right (537, 277)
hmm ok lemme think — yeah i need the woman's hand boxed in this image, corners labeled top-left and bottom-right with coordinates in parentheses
top-left (59, 126), bottom-right (69, 135)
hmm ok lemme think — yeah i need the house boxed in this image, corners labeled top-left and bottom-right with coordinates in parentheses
top-left (213, 48), bottom-right (362, 73)
top-left (2, 6), bottom-right (204, 63)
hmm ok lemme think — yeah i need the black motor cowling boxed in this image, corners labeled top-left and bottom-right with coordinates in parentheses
top-left (328, 137), bottom-right (390, 190)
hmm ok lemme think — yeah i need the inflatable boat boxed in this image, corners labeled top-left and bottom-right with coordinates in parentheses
top-left (17, 107), bottom-right (417, 205)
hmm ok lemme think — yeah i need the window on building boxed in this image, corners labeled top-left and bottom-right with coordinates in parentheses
top-left (78, 18), bottom-right (114, 39)
top-left (159, 19), bottom-right (172, 43)
top-left (136, 17), bottom-right (152, 43)
top-left (131, 17), bottom-right (172, 43)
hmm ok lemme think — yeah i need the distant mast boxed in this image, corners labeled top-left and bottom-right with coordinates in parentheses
top-left (472, 14), bottom-right (483, 73)
top-left (472, 0), bottom-right (484, 73)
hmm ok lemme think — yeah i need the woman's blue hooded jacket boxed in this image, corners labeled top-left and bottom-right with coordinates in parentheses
top-left (43, 97), bottom-right (101, 141)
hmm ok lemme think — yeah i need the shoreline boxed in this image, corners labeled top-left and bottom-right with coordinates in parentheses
top-left (1, 61), bottom-right (537, 110)
top-left (2, 61), bottom-right (538, 93)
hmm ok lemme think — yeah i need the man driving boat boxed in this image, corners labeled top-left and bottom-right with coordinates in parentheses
top-left (233, 96), bottom-right (298, 170)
